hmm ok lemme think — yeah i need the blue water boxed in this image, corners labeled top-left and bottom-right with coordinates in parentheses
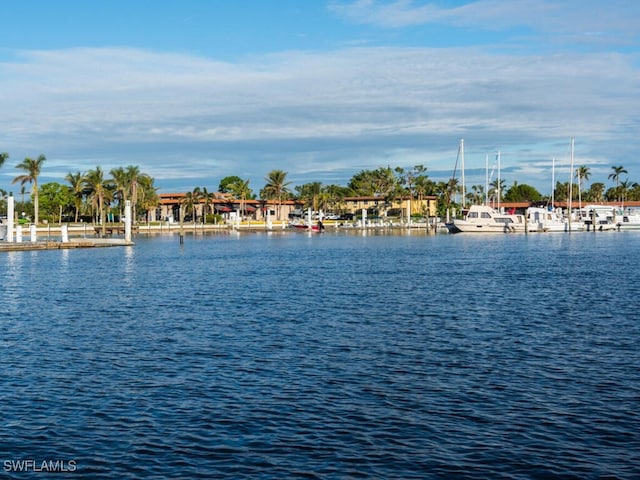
top-left (1, 231), bottom-right (639, 479)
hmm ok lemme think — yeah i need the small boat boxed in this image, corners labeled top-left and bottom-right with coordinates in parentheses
top-left (446, 204), bottom-right (527, 233)
top-left (288, 221), bottom-right (325, 232)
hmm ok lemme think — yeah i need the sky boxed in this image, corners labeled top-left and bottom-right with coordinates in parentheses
top-left (1, 0), bottom-right (639, 196)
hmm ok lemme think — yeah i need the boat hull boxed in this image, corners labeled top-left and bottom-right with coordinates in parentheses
top-left (446, 205), bottom-right (527, 234)
top-left (447, 221), bottom-right (526, 233)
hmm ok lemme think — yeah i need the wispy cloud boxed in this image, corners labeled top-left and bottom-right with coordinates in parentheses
top-left (329, 0), bottom-right (639, 47)
top-left (0, 43), bottom-right (638, 191)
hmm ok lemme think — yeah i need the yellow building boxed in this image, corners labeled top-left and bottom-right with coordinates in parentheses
top-left (342, 195), bottom-right (437, 218)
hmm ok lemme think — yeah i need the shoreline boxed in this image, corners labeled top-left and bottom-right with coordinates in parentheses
top-left (0, 221), bottom-right (440, 250)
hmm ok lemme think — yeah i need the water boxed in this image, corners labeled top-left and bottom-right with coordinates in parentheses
top-left (1, 231), bottom-right (639, 479)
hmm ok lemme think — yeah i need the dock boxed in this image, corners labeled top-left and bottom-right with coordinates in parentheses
top-left (0, 238), bottom-right (134, 252)
top-left (94, 225), bottom-right (139, 236)
top-left (1, 197), bottom-right (135, 252)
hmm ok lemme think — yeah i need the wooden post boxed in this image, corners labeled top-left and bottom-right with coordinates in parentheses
top-left (124, 200), bottom-right (132, 244)
top-left (179, 205), bottom-right (184, 244)
top-left (7, 194), bottom-right (14, 243)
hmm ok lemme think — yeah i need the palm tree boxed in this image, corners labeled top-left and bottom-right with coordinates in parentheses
top-left (200, 187), bottom-right (215, 223)
top-left (137, 175), bottom-right (159, 222)
top-left (229, 179), bottom-right (252, 219)
top-left (608, 166), bottom-right (628, 202)
top-left (587, 182), bottom-right (605, 203)
top-left (12, 154), bottom-right (46, 224)
top-left (84, 167), bottom-right (109, 236)
top-left (181, 187), bottom-right (202, 224)
top-left (619, 179), bottom-right (631, 204)
top-left (322, 184), bottom-right (348, 215)
top-left (125, 165), bottom-right (144, 223)
top-left (444, 177), bottom-right (460, 208)
top-left (65, 171), bottom-right (86, 222)
top-left (110, 167), bottom-right (129, 219)
top-left (489, 178), bottom-right (506, 206)
top-left (303, 182), bottom-right (322, 212)
top-left (261, 170), bottom-right (291, 220)
top-left (469, 185), bottom-right (485, 205)
top-left (414, 174), bottom-right (435, 202)
top-left (575, 165), bottom-right (590, 207)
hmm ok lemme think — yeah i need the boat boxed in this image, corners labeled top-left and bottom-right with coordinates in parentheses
top-left (288, 221), bottom-right (325, 232)
top-left (576, 205), bottom-right (618, 231)
top-left (616, 207), bottom-right (640, 230)
top-left (526, 207), bottom-right (585, 232)
top-left (446, 204), bottom-right (527, 233)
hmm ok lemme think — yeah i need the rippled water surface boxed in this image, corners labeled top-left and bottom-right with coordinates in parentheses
top-left (1, 231), bottom-right (639, 479)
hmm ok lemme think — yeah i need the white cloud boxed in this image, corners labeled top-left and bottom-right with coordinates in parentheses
top-left (0, 44), bottom-right (638, 193)
top-left (328, 0), bottom-right (640, 44)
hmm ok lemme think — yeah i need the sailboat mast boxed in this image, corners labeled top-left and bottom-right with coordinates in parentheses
top-left (551, 156), bottom-right (555, 208)
top-left (460, 138), bottom-right (465, 208)
top-left (497, 150), bottom-right (501, 210)
top-left (568, 138), bottom-right (574, 231)
top-left (485, 154), bottom-right (489, 206)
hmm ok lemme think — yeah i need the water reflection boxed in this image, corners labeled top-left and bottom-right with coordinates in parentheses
top-left (123, 245), bottom-right (135, 288)
top-left (2, 251), bottom-right (23, 314)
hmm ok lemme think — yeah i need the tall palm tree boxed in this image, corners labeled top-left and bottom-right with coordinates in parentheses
top-left (12, 154), bottom-right (46, 224)
top-left (608, 166), bottom-right (627, 202)
top-left (262, 170), bottom-right (291, 220)
top-left (110, 167), bottom-right (129, 219)
top-left (182, 187), bottom-right (202, 224)
top-left (200, 187), bottom-right (215, 223)
top-left (84, 167), bottom-right (109, 236)
top-left (125, 165), bottom-right (143, 223)
top-left (137, 175), bottom-right (159, 222)
top-left (65, 171), bottom-right (86, 222)
top-left (229, 179), bottom-right (252, 219)
top-left (575, 165), bottom-right (590, 207)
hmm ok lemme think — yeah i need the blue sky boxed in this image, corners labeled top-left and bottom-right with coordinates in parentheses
top-left (1, 0), bottom-right (639, 195)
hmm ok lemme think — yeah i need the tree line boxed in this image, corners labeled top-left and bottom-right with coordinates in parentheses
top-left (0, 152), bottom-right (158, 226)
top-left (1, 150), bottom-right (637, 225)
